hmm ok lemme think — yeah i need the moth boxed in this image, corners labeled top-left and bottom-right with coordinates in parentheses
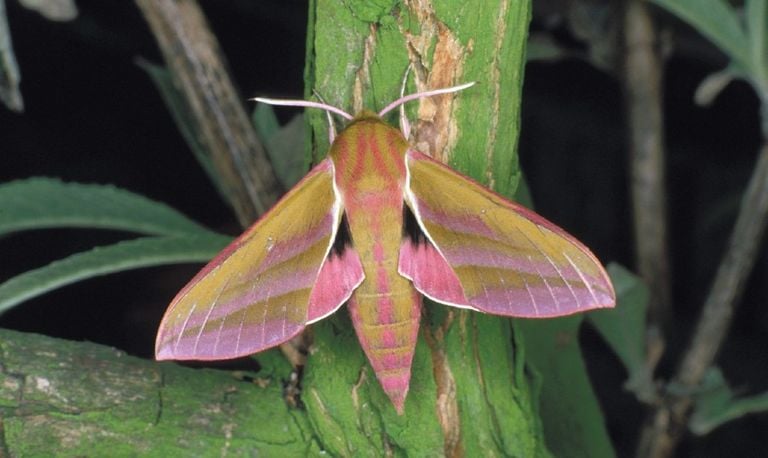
top-left (155, 83), bottom-right (615, 414)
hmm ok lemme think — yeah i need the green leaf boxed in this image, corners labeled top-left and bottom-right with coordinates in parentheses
top-left (519, 316), bottom-right (616, 458)
top-left (0, 178), bottom-right (215, 237)
top-left (588, 263), bottom-right (654, 402)
top-left (0, 234), bottom-right (231, 314)
top-left (690, 367), bottom-right (768, 435)
top-left (253, 105), bottom-right (307, 188)
top-left (265, 114), bottom-right (306, 188)
top-left (649, 0), bottom-right (750, 71)
top-left (746, 0), bottom-right (768, 84)
top-left (137, 60), bottom-right (229, 201)
top-left (252, 103), bottom-right (281, 140)
top-left (526, 33), bottom-right (571, 63)
top-left (514, 173), bottom-right (534, 208)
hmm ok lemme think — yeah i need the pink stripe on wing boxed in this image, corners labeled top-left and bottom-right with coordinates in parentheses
top-left (190, 265), bottom-right (318, 324)
top-left (252, 213), bottom-right (336, 276)
top-left (164, 314), bottom-right (304, 359)
top-left (413, 198), bottom-right (497, 240)
top-left (440, 244), bottom-right (590, 280)
top-left (467, 282), bottom-right (614, 317)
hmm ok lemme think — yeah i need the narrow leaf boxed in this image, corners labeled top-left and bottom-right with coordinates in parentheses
top-left (526, 33), bottom-right (571, 63)
top-left (253, 106), bottom-right (307, 188)
top-left (588, 263), bottom-right (654, 401)
top-left (518, 317), bottom-right (616, 458)
top-left (746, 0), bottom-right (768, 83)
top-left (694, 67), bottom-right (738, 106)
top-left (0, 234), bottom-right (231, 314)
top-left (0, 178), bottom-right (215, 237)
top-left (690, 367), bottom-right (768, 435)
top-left (650, 0), bottom-right (750, 70)
top-left (252, 103), bottom-right (281, 140)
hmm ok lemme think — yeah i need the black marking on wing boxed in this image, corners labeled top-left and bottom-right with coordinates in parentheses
top-left (402, 204), bottom-right (427, 246)
top-left (330, 213), bottom-right (353, 257)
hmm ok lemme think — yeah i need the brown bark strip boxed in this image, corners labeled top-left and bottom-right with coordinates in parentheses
top-left (353, 23), bottom-right (378, 115)
top-left (350, 368), bottom-right (367, 411)
top-left (422, 309), bottom-right (462, 458)
top-left (135, 0), bottom-right (281, 227)
top-left (401, 0), bottom-right (465, 163)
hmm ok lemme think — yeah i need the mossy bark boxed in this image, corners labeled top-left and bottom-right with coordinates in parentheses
top-left (0, 328), bottom-right (317, 456)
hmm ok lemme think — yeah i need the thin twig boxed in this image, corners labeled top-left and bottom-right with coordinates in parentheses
top-left (623, 0), bottom-right (670, 371)
top-left (135, 0), bottom-right (281, 226)
top-left (637, 142), bottom-right (768, 457)
top-left (0, 0), bottom-right (24, 111)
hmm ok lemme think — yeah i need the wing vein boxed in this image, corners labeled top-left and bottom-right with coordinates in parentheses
top-left (194, 272), bottom-right (235, 354)
top-left (563, 251), bottom-right (601, 305)
top-left (174, 299), bottom-right (198, 353)
top-left (235, 282), bottom-right (258, 354)
top-left (516, 226), bottom-right (559, 311)
top-left (526, 227), bottom-right (581, 310)
top-left (523, 255), bottom-right (540, 315)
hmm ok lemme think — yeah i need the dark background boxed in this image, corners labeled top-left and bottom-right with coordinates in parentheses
top-left (1, 1), bottom-right (765, 456)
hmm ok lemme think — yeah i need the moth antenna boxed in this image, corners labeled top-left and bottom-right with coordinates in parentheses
top-left (378, 81), bottom-right (476, 118)
top-left (312, 90), bottom-right (338, 143)
top-left (398, 67), bottom-right (412, 139)
top-left (252, 97), bottom-right (354, 121)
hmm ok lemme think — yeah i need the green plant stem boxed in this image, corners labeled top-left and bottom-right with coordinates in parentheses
top-left (135, 0), bottom-right (281, 227)
top-left (0, 0), bottom-right (23, 111)
top-left (623, 0), bottom-right (670, 371)
top-left (637, 142), bottom-right (768, 457)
